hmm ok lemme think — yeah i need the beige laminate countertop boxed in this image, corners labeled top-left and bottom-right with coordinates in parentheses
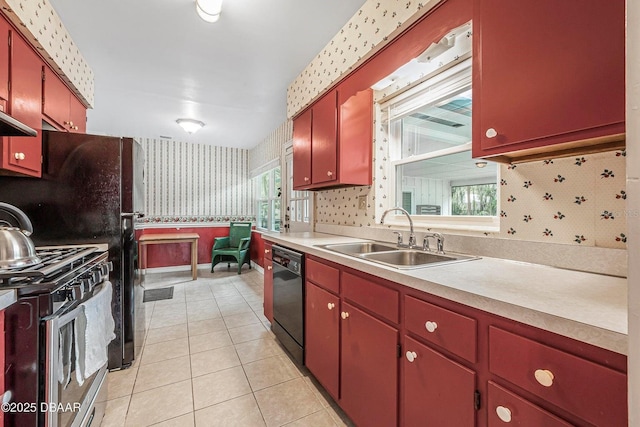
top-left (262, 232), bottom-right (628, 355)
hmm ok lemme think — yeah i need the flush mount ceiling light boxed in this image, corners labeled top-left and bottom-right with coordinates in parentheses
top-left (196, 0), bottom-right (224, 23)
top-left (176, 118), bottom-right (205, 134)
top-left (475, 161), bottom-right (488, 168)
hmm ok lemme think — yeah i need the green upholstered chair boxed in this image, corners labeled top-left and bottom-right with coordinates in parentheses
top-left (211, 222), bottom-right (252, 274)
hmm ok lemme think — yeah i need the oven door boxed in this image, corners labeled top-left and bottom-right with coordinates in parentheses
top-left (45, 303), bottom-right (107, 427)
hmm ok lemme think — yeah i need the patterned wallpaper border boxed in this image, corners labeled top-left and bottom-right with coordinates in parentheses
top-left (140, 215), bottom-right (256, 224)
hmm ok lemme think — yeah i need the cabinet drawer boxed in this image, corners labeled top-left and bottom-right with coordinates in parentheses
top-left (342, 272), bottom-right (398, 324)
top-left (488, 381), bottom-right (573, 427)
top-left (489, 327), bottom-right (626, 427)
top-left (405, 296), bottom-right (477, 363)
top-left (306, 258), bottom-right (339, 294)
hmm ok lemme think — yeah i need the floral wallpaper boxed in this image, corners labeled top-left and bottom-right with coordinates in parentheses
top-left (315, 150), bottom-right (627, 249)
top-left (1, 0), bottom-right (94, 106)
top-left (287, 0), bottom-right (444, 118)
top-left (499, 151), bottom-right (627, 249)
top-left (138, 138), bottom-right (254, 225)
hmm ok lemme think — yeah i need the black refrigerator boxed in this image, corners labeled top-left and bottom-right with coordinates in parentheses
top-left (0, 130), bottom-right (146, 370)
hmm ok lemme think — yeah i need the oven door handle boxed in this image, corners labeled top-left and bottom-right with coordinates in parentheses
top-left (43, 302), bottom-right (83, 328)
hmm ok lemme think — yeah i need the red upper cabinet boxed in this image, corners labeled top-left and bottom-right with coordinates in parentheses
top-left (292, 108), bottom-right (312, 188)
top-left (311, 90), bottom-right (338, 185)
top-left (68, 94), bottom-right (86, 133)
top-left (337, 88), bottom-right (373, 187)
top-left (43, 66), bottom-right (86, 133)
top-left (0, 17), bottom-right (8, 105)
top-left (473, 0), bottom-right (625, 163)
top-left (3, 31), bottom-right (42, 177)
top-left (292, 88), bottom-right (373, 190)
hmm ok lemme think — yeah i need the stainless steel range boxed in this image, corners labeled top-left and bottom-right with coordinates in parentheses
top-left (0, 245), bottom-right (112, 427)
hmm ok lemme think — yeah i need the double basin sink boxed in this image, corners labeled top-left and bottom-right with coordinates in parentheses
top-left (318, 241), bottom-right (479, 270)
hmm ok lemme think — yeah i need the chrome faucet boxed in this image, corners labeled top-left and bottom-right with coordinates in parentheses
top-left (380, 207), bottom-right (416, 248)
top-left (423, 232), bottom-right (445, 254)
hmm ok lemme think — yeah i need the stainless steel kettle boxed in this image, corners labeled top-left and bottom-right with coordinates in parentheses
top-left (0, 202), bottom-right (41, 268)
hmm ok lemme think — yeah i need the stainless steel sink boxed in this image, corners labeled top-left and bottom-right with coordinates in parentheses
top-left (360, 250), bottom-right (477, 269)
top-left (317, 241), bottom-right (479, 269)
top-left (320, 242), bottom-right (398, 255)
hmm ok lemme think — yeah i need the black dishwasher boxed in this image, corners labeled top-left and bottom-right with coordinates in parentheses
top-left (271, 245), bottom-right (304, 364)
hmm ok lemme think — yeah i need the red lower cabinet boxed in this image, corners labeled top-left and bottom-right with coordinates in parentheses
top-left (340, 302), bottom-right (398, 427)
top-left (402, 336), bottom-right (476, 427)
top-left (263, 259), bottom-right (273, 322)
top-left (304, 282), bottom-right (340, 399)
top-left (487, 381), bottom-right (573, 427)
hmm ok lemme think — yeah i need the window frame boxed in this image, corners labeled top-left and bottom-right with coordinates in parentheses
top-left (379, 60), bottom-right (500, 232)
top-left (255, 167), bottom-right (281, 232)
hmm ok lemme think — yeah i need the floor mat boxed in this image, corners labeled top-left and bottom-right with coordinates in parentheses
top-left (143, 287), bottom-right (174, 302)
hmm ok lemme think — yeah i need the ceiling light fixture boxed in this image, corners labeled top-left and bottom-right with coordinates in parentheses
top-left (176, 118), bottom-right (205, 134)
top-left (475, 161), bottom-right (488, 168)
top-left (196, 0), bottom-right (224, 23)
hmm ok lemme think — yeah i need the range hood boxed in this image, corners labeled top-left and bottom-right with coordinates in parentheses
top-left (0, 110), bottom-right (37, 137)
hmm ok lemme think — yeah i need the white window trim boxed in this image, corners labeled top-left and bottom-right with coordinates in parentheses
top-left (255, 167), bottom-right (281, 232)
top-left (377, 58), bottom-right (500, 233)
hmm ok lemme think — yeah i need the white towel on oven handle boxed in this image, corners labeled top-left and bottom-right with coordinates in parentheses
top-left (74, 280), bottom-right (116, 385)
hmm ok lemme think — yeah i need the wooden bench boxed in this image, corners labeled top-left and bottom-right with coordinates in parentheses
top-left (138, 233), bottom-right (200, 280)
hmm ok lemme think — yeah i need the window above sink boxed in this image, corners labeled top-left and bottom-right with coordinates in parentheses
top-left (374, 22), bottom-right (499, 232)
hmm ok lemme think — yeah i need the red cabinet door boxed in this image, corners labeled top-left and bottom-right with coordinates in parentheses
top-left (305, 282), bottom-right (339, 400)
top-left (340, 302), bottom-right (398, 427)
top-left (263, 259), bottom-right (273, 323)
top-left (42, 66), bottom-right (70, 129)
top-left (6, 32), bottom-right (42, 176)
top-left (69, 94), bottom-right (86, 133)
top-left (0, 17), bottom-right (8, 104)
top-left (473, 0), bottom-right (625, 158)
top-left (487, 381), bottom-right (573, 427)
top-left (402, 336), bottom-right (476, 427)
top-left (311, 90), bottom-right (337, 185)
top-left (292, 108), bottom-right (312, 189)
top-left (338, 89), bottom-right (372, 186)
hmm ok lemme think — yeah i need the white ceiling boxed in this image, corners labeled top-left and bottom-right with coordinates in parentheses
top-left (48, 0), bottom-right (366, 149)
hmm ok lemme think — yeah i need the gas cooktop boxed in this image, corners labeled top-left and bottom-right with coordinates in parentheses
top-left (0, 246), bottom-right (106, 290)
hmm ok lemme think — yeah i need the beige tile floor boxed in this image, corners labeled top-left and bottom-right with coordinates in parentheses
top-left (101, 267), bottom-right (354, 427)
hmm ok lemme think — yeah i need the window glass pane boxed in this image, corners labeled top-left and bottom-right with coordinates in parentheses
top-left (260, 173), bottom-right (270, 198)
top-left (272, 199), bottom-right (281, 231)
top-left (274, 168), bottom-right (281, 196)
top-left (395, 150), bottom-right (497, 216)
top-left (398, 89), bottom-right (472, 159)
top-left (258, 201), bottom-right (269, 228)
